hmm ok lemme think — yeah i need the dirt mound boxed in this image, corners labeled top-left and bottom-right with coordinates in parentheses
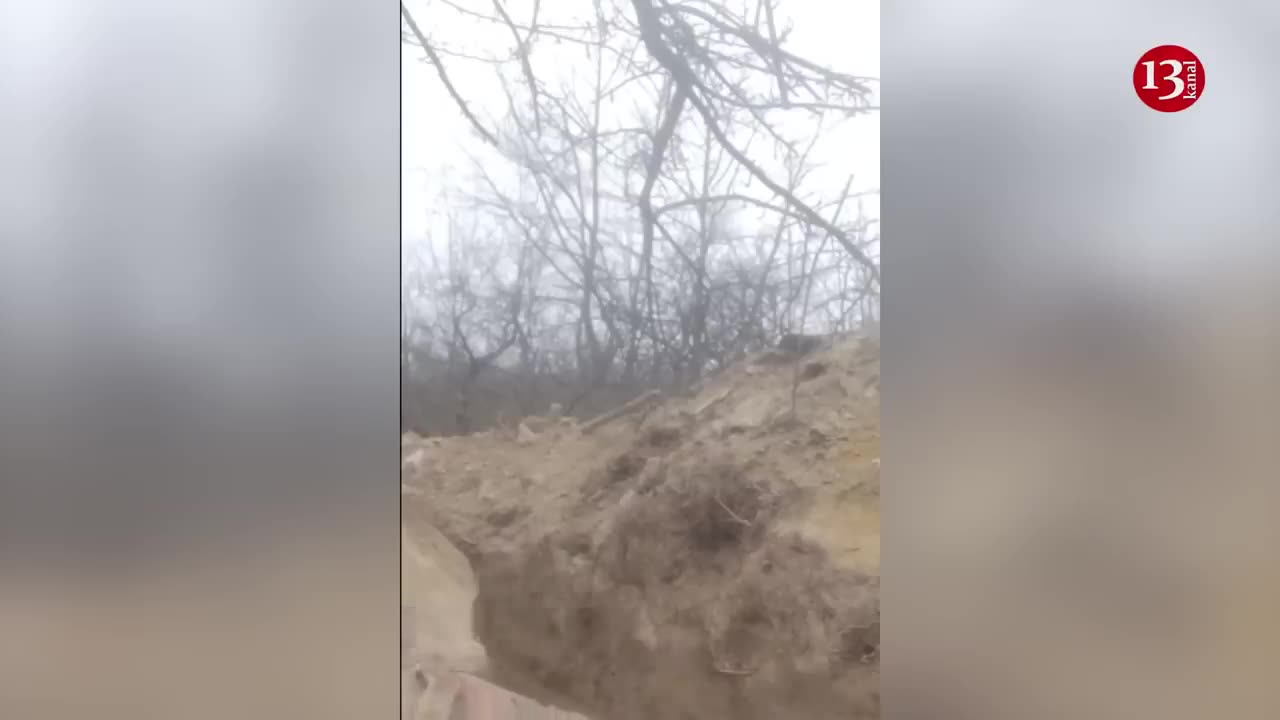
top-left (402, 333), bottom-right (881, 719)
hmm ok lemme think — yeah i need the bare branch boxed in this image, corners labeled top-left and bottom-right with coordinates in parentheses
top-left (491, 0), bottom-right (543, 135)
top-left (401, 3), bottom-right (500, 148)
top-left (636, 83), bottom-right (689, 307)
top-left (627, 0), bottom-right (880, 282)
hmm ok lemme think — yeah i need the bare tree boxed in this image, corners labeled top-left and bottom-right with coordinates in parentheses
top-left (400, 0), bottom-right (879, 434)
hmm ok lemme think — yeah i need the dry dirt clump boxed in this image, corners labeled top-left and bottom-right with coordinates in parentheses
top-left (402, 333), bottom-right (881, 719)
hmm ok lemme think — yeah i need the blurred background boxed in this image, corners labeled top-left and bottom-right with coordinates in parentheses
top-left (887, 2), bottom-right (1280, 718)
top-left (0, 3), bottom-right (399, 719)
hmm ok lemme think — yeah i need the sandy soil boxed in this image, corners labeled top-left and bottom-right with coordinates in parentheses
top-left (402, 333), bottom-right (881, 719)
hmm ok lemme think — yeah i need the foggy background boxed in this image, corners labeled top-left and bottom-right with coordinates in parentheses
top-left (0, 3), bottom-right (399, 719)
top-left (887, 2), bottom-right (1280, 718)
top-left (400, 0), bottom-right (881, 436)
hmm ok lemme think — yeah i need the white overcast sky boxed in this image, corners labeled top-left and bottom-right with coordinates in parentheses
top-left (401, 0), bottom-right (880, 248)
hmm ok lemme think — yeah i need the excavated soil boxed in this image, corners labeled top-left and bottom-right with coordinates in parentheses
top-left (402, 334), bottom-right (881, 719)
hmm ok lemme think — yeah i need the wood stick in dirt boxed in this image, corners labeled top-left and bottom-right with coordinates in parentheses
top-left (580, 390), bottom-right (663, 434)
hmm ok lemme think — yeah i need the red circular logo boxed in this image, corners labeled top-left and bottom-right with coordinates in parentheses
top-left (1134, 45), bottom-right (1204, 112)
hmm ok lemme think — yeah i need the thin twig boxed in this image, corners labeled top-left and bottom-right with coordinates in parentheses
top-left (491, 0), bottom-right (542, 135)
top-left (401, 3), bottom-right (499, 148)
top-left (627, 0), bottom-right (880, 283)
top-left (714, 491), bottom-right (753, 526)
